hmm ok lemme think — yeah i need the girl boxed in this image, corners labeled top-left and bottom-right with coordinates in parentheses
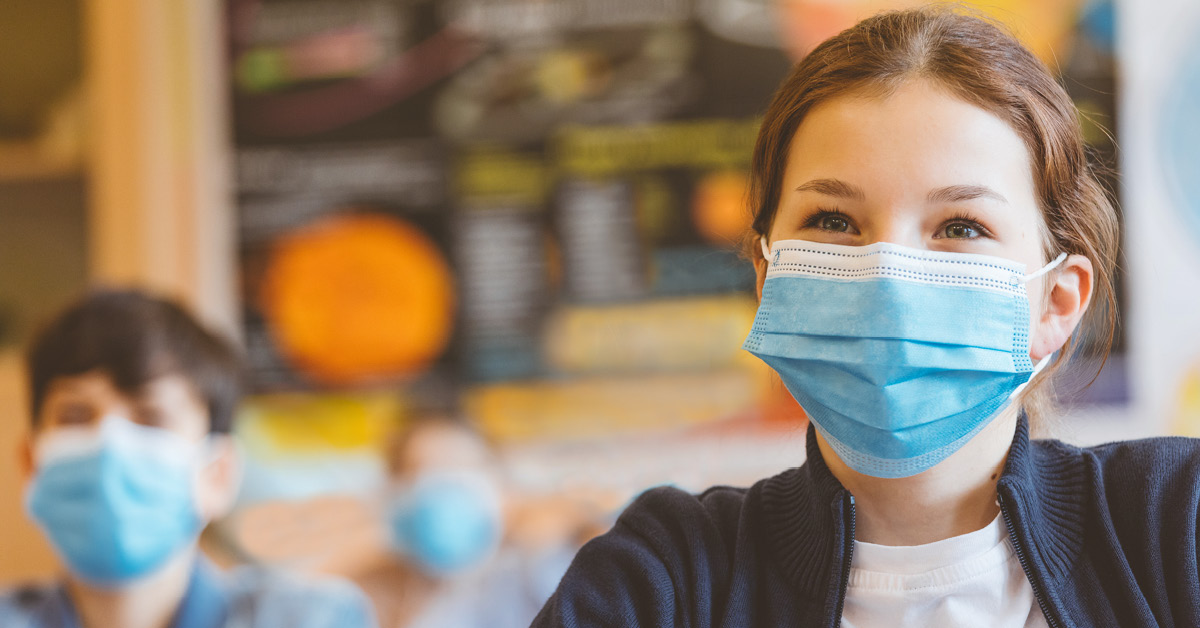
top-left (532, 6), bottom-right (1200, 628)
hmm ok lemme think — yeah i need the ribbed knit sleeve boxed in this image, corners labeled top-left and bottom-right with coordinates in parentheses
top-left (531, 484), bottom-right (745, 628)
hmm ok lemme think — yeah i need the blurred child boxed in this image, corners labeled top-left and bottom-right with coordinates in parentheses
top-left (354, 416), bottom-right (605, 628)
top-left (0, 289), bottom-right (378, 628)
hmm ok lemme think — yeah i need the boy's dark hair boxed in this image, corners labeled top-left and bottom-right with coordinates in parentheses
top-left (26, 289), bottom-right (243, 433)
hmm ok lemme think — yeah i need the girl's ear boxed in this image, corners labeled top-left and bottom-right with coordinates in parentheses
top-left (1030, 254), bottom-right (1094, 360)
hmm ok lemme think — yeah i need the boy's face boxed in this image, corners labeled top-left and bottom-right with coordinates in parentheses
top-left (22, 369), bottom-right (239, 523)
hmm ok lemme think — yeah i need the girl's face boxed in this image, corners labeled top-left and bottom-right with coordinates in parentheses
top-left (763, 79), bottom-right (1081, 359)
top-left (768, 79), bottom-right (1044, 266)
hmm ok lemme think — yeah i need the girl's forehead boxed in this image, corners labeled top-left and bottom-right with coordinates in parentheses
top-left (786, 81), bottom-right (1036, 199)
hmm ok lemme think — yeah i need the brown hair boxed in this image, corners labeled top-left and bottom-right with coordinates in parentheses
top-left (748, 6), bottom-right (1120, 423)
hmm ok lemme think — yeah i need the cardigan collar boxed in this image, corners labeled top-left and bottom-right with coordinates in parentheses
top-left (759, 413), bottom-right (1088, 600)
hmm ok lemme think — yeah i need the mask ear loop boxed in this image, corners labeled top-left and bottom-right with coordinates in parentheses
top-left (760, 236), bottom-right (771, 261)
top-left (1023, 252), bottom-right (1068, 282)
top-left (1009, 353), bottom-right (1055, 400)
top-left (1011, 252), bottom-right (1069, 401)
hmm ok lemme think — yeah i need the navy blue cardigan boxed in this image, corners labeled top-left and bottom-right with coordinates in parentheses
top-left (532, 417), bottom-right (1200, 627)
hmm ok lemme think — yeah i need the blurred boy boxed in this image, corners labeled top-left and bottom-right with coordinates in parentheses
top-left (0, 289), bottom-right (378, 628)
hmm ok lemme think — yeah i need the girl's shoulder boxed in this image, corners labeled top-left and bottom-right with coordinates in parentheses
top-left (1036, 433), bottom-right (1200, 478)
top-left (1032, 434), bottom-right (1200, 518)
top-left (529, 484), bottom-right (760, 628)
top-left (614, 482), bottom-right (758, 545)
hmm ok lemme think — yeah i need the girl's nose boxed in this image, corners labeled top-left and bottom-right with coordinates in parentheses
top-left (863, 212), bottom-right (925, 249)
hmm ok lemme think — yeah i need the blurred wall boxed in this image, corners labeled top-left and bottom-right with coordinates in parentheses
top-left (0, 178), bottom-right (88, 346)
top-left (86, 0), bottom-right (237, 335)
top-left (0, 350), bottom-right (57, 583)
top-left (1120, 0), bottom-right (1200, 440)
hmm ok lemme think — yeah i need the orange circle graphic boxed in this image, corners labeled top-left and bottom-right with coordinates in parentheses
top-left (261, 212), bottom-right (454, 385)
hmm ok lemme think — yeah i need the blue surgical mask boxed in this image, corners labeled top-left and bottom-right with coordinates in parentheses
top-left (746, 238), bottom-right (1065, 478)
top-left (387, 469), bottom-right (503, 577)
top-left (25, 416), bottom-right (205, 587)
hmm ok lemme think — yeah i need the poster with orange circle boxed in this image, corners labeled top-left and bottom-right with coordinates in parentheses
top-left (258, 212), bottom-right (454, 387)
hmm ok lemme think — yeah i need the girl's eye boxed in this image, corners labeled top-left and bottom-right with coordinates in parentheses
top-left (942, 222), bottom-right (978, 239)
top-left (819, 215), bottom-right (850, 232)
top-left (804, 210), bottom-right (854, 233)
top-left (936, 215), bottom-right (992, 240)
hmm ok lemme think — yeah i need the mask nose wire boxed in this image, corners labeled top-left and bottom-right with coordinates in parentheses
top-left (762, 236), bottom-right (1068, 283)
top-left (1023, 252), bottom-right (1068, 283)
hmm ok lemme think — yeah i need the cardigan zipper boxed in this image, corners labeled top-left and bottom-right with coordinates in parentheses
top-left (831, 494), bottom-right (855, 628)
top-left (998, 491), bottom-right (1061, 628)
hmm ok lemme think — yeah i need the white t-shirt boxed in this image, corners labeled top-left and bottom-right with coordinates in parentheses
top-left (841, 513), bottom-right (1050, 628)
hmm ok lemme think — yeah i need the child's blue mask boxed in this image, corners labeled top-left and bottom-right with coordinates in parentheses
top-left (746, 238), bottom-right (1065, 478)
top-left (25, 416), bottom-right (205, 587)
top-left (387, 469), bottom-right (503, 576)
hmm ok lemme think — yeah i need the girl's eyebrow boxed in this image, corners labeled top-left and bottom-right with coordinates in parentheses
top-left (794, 178), bottom-right (866, 201)
top-left (795, 180), bottom-right (1008, 206)
top-left (927, 184), bottom-right (1008, 204)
